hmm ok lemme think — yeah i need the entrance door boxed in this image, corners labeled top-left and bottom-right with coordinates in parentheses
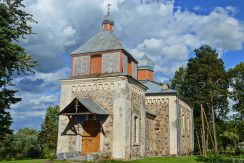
top-left (82, 120), bottom-right (100, 155)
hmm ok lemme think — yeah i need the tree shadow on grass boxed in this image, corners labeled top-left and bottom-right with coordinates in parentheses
top-left (195, 155), bottom-right (244, 163)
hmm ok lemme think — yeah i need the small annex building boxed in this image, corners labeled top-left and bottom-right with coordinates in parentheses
top-left (57, 11), bottom-right (194, 160)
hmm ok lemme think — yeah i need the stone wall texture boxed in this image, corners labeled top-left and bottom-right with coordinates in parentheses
top-left (71, 82), bottom-right (115, 154)
top-left (179, 100), bottom-right (193, 155)
top-left (57, 77), bottom-right (193, 160)
top-left (57, 77), bottom-right (147, 160)
top-left (57, 79), bottom-right (116, 158)
top-left (130, 85), bottom-right (145, 158)
top-left (145, 97), bottom-right (170, 156)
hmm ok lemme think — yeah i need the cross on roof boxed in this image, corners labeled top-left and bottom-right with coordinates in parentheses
top-left (143, 44), bottom-right (147, 50)
top-left (106, 3), bottom-right (112, 14)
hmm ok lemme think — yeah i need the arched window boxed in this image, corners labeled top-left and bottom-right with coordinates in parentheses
top-left (187, 117), bottom-right (190, 136)
top-left (182, 114), bottom-right (185, 136)
top-left (133, 116), bottom-right (139, 144)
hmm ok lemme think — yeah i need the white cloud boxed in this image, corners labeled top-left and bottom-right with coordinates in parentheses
top-left (121, 3), bottom-right (244, 81)
top-left (12, 110), bottom-right (46, 120)
top-left (21, 0), bottom-right (244, 78)
top-left (12, 0), bottom-right (244, 130)
top-left (35, 67), bottom-right (70, 82)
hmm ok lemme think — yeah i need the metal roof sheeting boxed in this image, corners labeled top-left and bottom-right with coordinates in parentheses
top-left (59, 97), bottom-right (109, 115)
top-left (138, 55), bottom-right (155, 70)
top-left (76, 97), bottom-right (109, 115)
top-left (71, 31), bottom-right (124, 54)
top-left (140, 80), bottom-right (177, 94)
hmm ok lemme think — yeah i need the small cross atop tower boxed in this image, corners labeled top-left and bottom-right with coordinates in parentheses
top-left (103, 3), bottom-right (114, 32)
top-left (143, 44), bottom-right (147, 50)
top-left (106, 3), bottom-right (112, 14)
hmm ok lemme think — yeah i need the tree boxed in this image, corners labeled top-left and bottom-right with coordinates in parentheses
top-left (219, 131), bottom-right (239, 151)
top-left (13, 128), bottom-right (42, 158)
top-left (0, 0), bottom-right (36, 143)
top-left (171, 66), bottom-right (187, 94)
top-left (228, 62), bottom-right (244, 119)
top-left (38, 106), bottom-right (59, 158)
top-left (171, 45), bottom-right (229, 153)
top-left (0, 128), bottom-right (42, 159)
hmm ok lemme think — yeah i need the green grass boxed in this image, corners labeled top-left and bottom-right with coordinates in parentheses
top-left (1, 155), bottom-right (243, 163)
top-left (0, 157), bottom-right (202, 163)
top-left (118, 156), bottom-right (204, 163)
top-left (0, 159), bottom-right (49, 163)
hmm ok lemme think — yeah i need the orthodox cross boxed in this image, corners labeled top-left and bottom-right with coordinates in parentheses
top-left (106, 3), bottom-right (112, 14)
top-left (143, 44), bottom-right (147, 51)
top-left (75, 100), bottom-right (79, 113)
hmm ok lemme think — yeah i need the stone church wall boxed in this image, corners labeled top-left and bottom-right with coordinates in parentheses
top-left (57, 76), bottom-right (147, 160)
top-left (179, 99), bottom-right (193, 155)
top-left (130, 85), bottom-right (146, 158)
top-left (71, 81), bottom-right (115, 155)
top-left (145, 96), bottom-right (170, 156)
top-left (57, 78), bottom-right (117, 159)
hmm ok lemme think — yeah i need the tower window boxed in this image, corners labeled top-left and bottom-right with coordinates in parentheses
top-left (90, 55), bottom-right (102, 75)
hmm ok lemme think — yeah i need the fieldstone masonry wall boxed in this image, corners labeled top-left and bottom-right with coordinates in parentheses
top-left (57, 77), bottom-right (193, 160)
top-left (145, 97), bottom-right (170, 156)
top-left (71, 82), bottom-right (115, 154)
top-left (179, 100), bottom-right (193, 155)
top-left (57, 77), bottom-right (147, 160)
top-left (130, 85), bottom-right (146, 158)
top-left (57, 79), bottom-right (116, 159)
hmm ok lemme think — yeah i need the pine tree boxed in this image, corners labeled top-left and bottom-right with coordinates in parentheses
top-left (228, 62), bottom-right (244, 119)
top-left (38, 106), bottom-right (59, 158)
top-left (0, 0), bottom-right (36, 144)
top-left (171, 45), bottom-right (229, 152)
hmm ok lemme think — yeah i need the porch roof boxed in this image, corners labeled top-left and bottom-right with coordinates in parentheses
top-left (59, 97), bottom-right (109, 116)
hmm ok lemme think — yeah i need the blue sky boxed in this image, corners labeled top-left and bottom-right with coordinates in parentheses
top-left (11, 0), bottom-right (244, 131)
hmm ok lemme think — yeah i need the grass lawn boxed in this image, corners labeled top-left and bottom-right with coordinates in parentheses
top-left (0, 159), bottom-right (49, 163)
top-left (1, 155), bottom-right (243, 163)
top-left (1, 157), bottom-right (198, 163)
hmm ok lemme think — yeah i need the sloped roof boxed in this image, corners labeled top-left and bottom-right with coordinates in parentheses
top-left (138, 55), bottom-right (155, 70)
top-left (140, 80), bottom-right (177, 94)
top-left (71, 31), bottom-right (124, 55)
top-left (102, 13), bottom-right (114, 25)
top-left (59, 97), bottom-right (109, 115)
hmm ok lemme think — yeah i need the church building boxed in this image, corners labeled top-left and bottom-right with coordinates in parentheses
top-left (57, 10), bottom-right (194, 160)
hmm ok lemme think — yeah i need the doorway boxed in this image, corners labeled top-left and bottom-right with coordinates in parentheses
top-left (82, 120), bottom-right (100, 155)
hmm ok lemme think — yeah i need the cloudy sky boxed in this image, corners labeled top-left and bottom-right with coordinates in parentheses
top-left (11, 0), bottom-right (244, 131)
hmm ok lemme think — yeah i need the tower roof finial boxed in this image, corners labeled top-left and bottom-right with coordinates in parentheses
top-left (102, 3), bottom-right (114, 27)
top-left (106, 3), bottom-right (112, 14)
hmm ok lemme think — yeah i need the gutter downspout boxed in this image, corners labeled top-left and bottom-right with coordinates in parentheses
top-left (176, 93), bottom-right (181, 157)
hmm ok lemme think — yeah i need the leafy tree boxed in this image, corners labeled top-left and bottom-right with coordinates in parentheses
top-left (38, 106), bottom-right (59, 158)
top-left (0, 133), bottom-right (14, 159)
top-left (220, 131), bottom-right (239, 151)
top-left (0, 128), bottom-right (42, 159)
top-left (0, 0), bottom-right (36, 143)
top-left (12, 128), bottom-right (42, 158)
top-left (171, 45), bottom-right (229, 152)
top-left (228, 62), bottom-right (244, 118)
